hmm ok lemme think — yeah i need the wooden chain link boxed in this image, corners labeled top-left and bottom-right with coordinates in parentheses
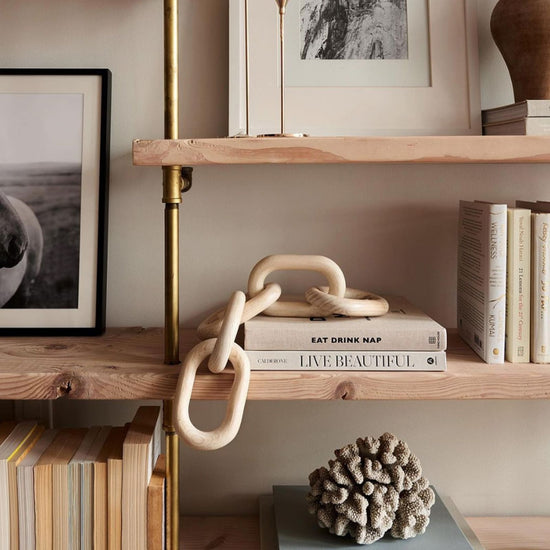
top-left (174, 254), bottom-right (389, 450)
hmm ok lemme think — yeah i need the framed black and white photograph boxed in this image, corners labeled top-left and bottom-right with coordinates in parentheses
top-left (229, 0), bottom-right (480, 136)
top-left (0, 69), bottom-right (110, 335)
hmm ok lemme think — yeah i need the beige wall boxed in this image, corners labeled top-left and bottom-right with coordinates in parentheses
top-left (2, 0), bottom-right (550, 516)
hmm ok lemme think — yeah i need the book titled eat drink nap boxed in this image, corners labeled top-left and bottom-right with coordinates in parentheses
top-left (244, 296), bottom-right (446, 352)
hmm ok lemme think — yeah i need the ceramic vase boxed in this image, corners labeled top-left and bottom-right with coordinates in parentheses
top-left (491, 0), bottom-right (550, 102)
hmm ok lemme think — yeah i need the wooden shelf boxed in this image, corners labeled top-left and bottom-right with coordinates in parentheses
top-left (132, 136), bottom-right (550, 166)
top-left (180, 515), bottom-right (550, 549)
top-left (1, 328), bottom-right (550, 401)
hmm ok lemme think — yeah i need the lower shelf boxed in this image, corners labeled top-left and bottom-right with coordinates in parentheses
top-left (180, 515), bottom-right (550, 549)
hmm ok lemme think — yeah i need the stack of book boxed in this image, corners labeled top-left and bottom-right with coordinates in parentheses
top-left (482, 100), bottom-right (550, 135)
top-left (457, 199), bottom-right (550, 364)
top-left (244, 296), bottom-right (447, 372)
top-left (0, 406), bottom-right (165, 550)
top-left (259, 485), bottom-right (482, 549)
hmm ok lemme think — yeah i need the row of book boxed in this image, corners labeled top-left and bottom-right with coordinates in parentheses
top-left (259, 485), bottom-right (482, 549)
top-left (482, 99), bottom-right (550, 135)
top-left (242, 295), bottom-right (447, 372)
top-left (457, 199), bottom-right (550, 364)
top-left (0, 406), bottom-right (164, 550)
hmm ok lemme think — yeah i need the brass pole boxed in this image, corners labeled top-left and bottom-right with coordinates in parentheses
top-left (279, 5), bottom-right (285, 135)
top-left (163, 0), bottom-right (181, 549)
top-left (244, 0), bottom-right (250, 136)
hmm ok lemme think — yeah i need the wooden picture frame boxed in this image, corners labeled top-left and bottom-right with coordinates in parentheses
top-left (229, 0), bottom-right (481, 137)
top-left (0, 68), bottom-right (111, 335)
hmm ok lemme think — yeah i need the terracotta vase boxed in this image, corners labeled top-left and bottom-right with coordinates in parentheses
top-left (491, 0), bottom-right (550, 102)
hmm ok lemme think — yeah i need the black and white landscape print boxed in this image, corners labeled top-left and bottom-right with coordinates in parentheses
top-left (301, 0), bottom-right (408, 60)
top-left (0, 93), bottom-right (83, 309)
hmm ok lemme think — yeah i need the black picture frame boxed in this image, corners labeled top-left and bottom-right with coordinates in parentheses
top-left (0, 68), bottom-right (111, 335)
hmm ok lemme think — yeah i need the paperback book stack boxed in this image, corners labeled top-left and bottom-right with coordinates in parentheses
top-left (0, 406), bottom-right (165, 550)
top-left (258, 486), bottom-right (482, 550)
top-left (244, 296), bottom-right (447, 372)
top-left (482, 100), bottom-right (550, 135)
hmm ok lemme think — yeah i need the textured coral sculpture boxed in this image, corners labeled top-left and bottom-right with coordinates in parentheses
top-left (307, 432), bottom-right (435, 545)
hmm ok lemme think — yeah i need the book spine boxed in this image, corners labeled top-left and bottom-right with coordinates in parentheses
top-left (457, 201), bottom-right (507, 363)
top-left (244, 327), bottom-right (446, 351)
top-left (506, 208), bottom-right (531, 362)
top-left (246, 350), bottom-right (446, 371)
top-left (531, 213), bottom-right (550, 362)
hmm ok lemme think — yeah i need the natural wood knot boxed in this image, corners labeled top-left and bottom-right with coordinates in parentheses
top-left (56, 378), bottom-right (73, 398)
top-left (336, 381), bottom-right (356, 400)
top-left (45, 343), bottom-right (68, 351)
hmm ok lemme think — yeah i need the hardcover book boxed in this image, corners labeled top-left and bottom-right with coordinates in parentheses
top-left (107, 425), bottom-right (128, 550)
top-left (147, 454), bottom-right (167, 550)
top-left (483, 117), bottom-right (550, 135)
top-left (69, 426), bottom-right (111, 550)
top-left (244, 296), bottom-right (446, 351)
top-left (269, 485), bottom-right (481, 550)
top-left (0, 421), bottom-right (43, 550)
top-left (517, 200), bottom-right (550, 363)
top-left (94, 426), bottom-right (127, 550)
top-left (121, 406), bottom-right (162, 550)
top-left (482, 99), bottom-right (550, 125)
top-left (246, 350), bottom-right (446, 371)
top-left (34, 428), bottom-right (87, 550)
top-left (457, 200), bottom-right (507, 363)
top-left (506, 207), bottom-right (531, 363)
top-left (17, 430), bottom-right (58, 550)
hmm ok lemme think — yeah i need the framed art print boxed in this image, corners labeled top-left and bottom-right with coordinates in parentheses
top-left (0, 69), bottom-right (111, 335)
top-left (229, 0), bottom-right (481, 136)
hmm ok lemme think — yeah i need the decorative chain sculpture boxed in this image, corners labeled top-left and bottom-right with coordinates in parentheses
top-left (174, 255), bottom-right (389, 451)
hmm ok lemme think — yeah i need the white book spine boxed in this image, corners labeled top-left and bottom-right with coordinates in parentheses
top-left (506, 208), bottom-right (531, 363)
top-left (244, 296), bottom-right (446, 352)
top-left (531, 213), bottom-right (550, 363)
top-left (457, 201), bottom-right (507, 363)
top-left (246, 350), bottom-right (446, 371)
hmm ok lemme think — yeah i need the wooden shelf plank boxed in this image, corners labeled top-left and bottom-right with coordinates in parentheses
top-left (179, 515), bottom-right (550, 549)
top-left (133, 136), bottom-right (550, 166)
top-left (0, 327), bottom-right (179, 400)
top-left (193, 332), bottom-right (550, 401)
top-left (1, 328), bottom-right (550, 401)
top-left (180, 516), bottom-right (259, 550)
top-left (466, 517), bottom-right (550, 550)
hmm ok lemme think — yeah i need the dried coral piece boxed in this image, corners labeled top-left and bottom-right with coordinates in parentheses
top-left (307, 433), bottom-right (435, 545)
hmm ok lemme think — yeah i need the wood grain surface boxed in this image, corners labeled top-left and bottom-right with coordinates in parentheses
top-left (1, 329), bottom-right (550, 400)
top-left (133, 136), bottom-right (550, 166)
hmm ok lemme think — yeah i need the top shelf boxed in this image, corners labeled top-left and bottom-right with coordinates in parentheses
top-left (133, 136), bottom-right (550, 166)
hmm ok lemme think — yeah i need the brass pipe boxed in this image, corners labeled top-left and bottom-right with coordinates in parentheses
top-left (164, 0), bottom-right (179, 142)
top-left (163, 400), bottom-right (179, 549)
top-left (279, 6), bottom-right (285, 135)
top-left (164, 202), bottom-right (180, 364)
top-left (163, 0), bottom-right (181, 549)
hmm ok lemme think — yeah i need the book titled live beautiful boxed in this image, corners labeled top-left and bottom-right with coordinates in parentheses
top-left (244, 296), bottom-right (446, 352)
top-left (246, 350), bottom-right (446, 371)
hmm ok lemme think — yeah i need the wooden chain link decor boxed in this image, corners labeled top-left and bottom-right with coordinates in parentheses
top-left (174, 255), bottom-right (389, 450)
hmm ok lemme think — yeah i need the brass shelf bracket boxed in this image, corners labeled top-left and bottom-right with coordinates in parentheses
top-left (181, 166), bottom-right (193, 193)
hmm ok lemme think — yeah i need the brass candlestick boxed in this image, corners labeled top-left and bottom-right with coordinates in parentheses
top-left (259, 0), bottom-right (306, 137)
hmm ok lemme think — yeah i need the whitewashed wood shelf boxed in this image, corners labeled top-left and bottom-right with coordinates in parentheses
top-left (180, 515), bottom-right (550, 550)
top-left (1, 327), bottom-right (549, 401)
top-left (133, 136), bottom-right (550, 166)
